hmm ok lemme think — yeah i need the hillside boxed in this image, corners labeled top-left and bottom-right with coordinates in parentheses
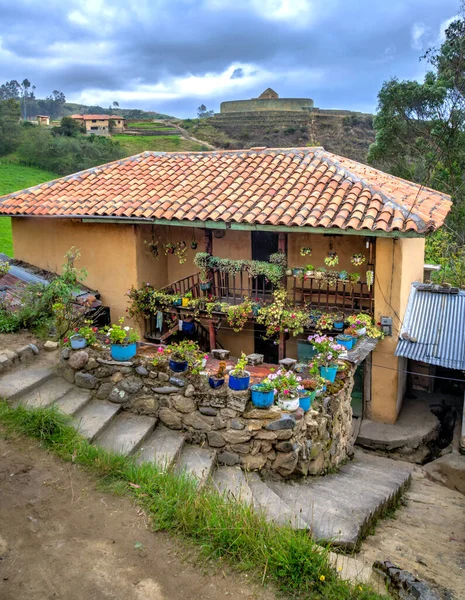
top-left (62, 103), bottom-right (173, 121)
top-left (180, 110), bottom-right (375, 163)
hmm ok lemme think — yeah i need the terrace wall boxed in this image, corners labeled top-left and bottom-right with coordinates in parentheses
top-left (60, 347), bottom-right (355, 477)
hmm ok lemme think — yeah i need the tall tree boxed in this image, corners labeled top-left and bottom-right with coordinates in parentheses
top-left (0, 99), bottom-right (21, 155)
top-left (197, 104), bottom-right (214, 118)
top-left (0, 80), bottom-right (21, 100)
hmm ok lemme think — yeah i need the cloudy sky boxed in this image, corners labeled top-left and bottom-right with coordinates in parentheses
top-left (0, 0), bottom-right (459, 117)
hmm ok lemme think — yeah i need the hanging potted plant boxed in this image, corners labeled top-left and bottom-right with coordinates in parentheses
top-left (349, 272), bottom-right (361, 290)
top-left (103, 318), bottom-right (139, 361)
top-left (228, 353), bottom-right (250, 391)
top-left (175, 241), bottom-right (187, 264)
top-left (307, 334), bottom-right (345, 383)
top-left (164, 242), bottom-right (176, 255)
top-left (191, 230), bottom-right (198, 250)
top-left (326, 271), bottom-right (339, 288)
top-left (271, 370), bottom-right (302, 411)
top-left (250, 376), bottom-right (275, 408)
top-left (351, 253), bottom-right (366, 267)
top-left (209, 360), bottom-right (227, 389)
top-left (366, 270), bottom-right (374, 291)
top-left (300, 246), bottom-right (312, 257)
top-left (324, 251), bottom-right (339, 267)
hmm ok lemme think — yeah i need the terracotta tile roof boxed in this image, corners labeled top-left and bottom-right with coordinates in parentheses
top-left (0, 148), bottom-right (452, 233)
top-left (71, 114), bottom-right (124, 120)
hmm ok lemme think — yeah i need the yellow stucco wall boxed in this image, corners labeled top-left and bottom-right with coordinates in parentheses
top-left (371, 236), bottom-right (425, 423)
top-left (11, 218), bottom-right (138, 324)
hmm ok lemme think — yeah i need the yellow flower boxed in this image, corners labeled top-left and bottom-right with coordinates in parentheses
top-left (338, 567), bottom-right (343, 571)
top-left (319, 575), bottom-right (325, 582)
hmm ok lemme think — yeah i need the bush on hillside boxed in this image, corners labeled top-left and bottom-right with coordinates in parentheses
top-left (17, 127), bottom-right (124, 175)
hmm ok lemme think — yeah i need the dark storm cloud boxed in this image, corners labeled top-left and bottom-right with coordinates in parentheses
top-left (0, 0), bottom-right (459, 117)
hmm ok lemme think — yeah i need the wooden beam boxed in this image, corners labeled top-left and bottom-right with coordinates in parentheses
top-left (208, 319), bottom-right (216, 350)
top-left (204, 228), bottom-right (213, 254)
top-left (278, 331), bottom-right (286, 362)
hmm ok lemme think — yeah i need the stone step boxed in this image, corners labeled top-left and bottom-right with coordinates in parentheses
top-left (247, 472), bottom-right (309, 529)
top-left (267, 455), bottom-right (412, 550)
top-left (54, 388), bottom-right (93, 416)
top-left (72, 399), bottom-right (121, 442)
top-left (95, 412), bottom-right (157, 456)
top-left (176, 445), bottom-right (216, 486)
top-left (0, 368), bottom-right (54, 401)
top-left (15, 377), bottom-right (74, 409)
top-left (211, 466), bottom-right (253, 504)
top-left (136, 425), bottom-right (185, 469)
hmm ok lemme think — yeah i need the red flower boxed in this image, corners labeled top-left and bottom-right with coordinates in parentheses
top-left (63, 338), bottom-right (68, 343)
top-left (92, 327), bottom-right (98, 332)
top-left (104, 339), bottom-right (110, 344)
top-left (74, 327), bottom-right (79, 332)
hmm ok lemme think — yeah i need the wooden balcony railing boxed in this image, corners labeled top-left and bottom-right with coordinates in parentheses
top-left (160, 269), bottom-right (374, 315)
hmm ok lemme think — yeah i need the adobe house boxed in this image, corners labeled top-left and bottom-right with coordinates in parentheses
top-left (70, 114), bottom-right (125, 135)
top-left (36, 115), bottom-right (50, 126)
top-left (0, 147), bottom-right (451, 424)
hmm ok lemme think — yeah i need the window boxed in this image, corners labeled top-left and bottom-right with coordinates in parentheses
top-left (91, 119), bottom-right (97, 123)
top-left (90, 126), bottom-right (98, 130)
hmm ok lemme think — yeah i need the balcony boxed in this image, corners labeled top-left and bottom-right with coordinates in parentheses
top-left (159, 268), bottom-right (373, 313)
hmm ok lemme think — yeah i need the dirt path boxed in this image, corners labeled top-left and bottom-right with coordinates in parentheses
top-left (0, 433), bottom-right (277, 600)
top-left (359, 467), bottom-right (465, 599)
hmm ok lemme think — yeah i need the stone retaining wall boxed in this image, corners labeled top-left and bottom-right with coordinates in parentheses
top-left (60, 348), bottom-right (355, 477)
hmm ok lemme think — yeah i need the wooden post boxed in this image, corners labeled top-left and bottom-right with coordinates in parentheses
top-left (204, 228), bottom-right (213, 255)
top-left (278, 232), bottom-right (287, 360)
top-left (208, 319), bottom-right (216, 351)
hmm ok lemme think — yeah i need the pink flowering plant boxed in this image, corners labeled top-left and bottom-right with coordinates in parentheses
top-left (307, 334), bottom-right (345, 368)
top-left (267, 369), bottom-right (303, 397)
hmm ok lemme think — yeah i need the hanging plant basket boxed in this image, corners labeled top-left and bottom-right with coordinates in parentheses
top-left (300, 247), bottom-right (312, 257)
top-left (351, 253), bottom-right (366, 267)
top-left (324, 252), bottom-right (339, 267)
top-left (366, 270), bottom-right (374, 291)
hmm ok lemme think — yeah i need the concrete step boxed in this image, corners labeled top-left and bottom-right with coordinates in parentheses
top-left (136, 425), bottom-right (185, 469)
top-left (54, 388), bottom-right (93, 416)
top-left (267, 454), bottom-right (412, 550)
top-left (16, 377), bottom-right (74, 409)
top-left (72, 399), bottom-right (121, 442)
top-left (247, 472), bottom-right (309, 529)
top-left (211, 466), bottom-right (253, 504)
top-left (0, 368), bottom-right (54, 401)
top-left (176, 445), bottom-right (216, 486)
top-left (95, 412), bottom-right (156, 456)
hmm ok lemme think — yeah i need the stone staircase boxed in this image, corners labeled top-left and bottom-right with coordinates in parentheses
top-left (0, 366), bottom-right (412, 551)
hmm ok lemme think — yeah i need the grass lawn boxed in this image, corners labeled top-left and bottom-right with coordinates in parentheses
top-left (127, 122), bottom-right (174, 130)
top-left (0, 162), bottom-right (59, 257)
top-left (114, 134), bottom-right (207, 154)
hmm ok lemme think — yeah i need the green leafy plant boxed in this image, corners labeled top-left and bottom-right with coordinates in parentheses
top-left (269, 251), bottom-right (287, 268)
top-left (0, 260), bottom-right (10, 277)
top-left (71, 322), bottom-right (98, 345)
top-left (324, 252), bottom-right (339, 267)
top-left (103, 318), bottom-right (139, 345)
top-left (256, 288), bottom-right (309, 339)
top-left (307, 334), bottom-right (345, 367)
top-left (351, 253), bottom-right (366, 267)
top-left (226, 298), bottom-right (252, 332)
top-left (154, 340), bottom-right (206, 373)
top-left (230, 352), bottom-right (248, 377)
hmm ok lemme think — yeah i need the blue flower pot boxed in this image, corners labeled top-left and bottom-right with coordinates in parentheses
top-left (299, 390), bottom-right (316, 412)
top-left (169, 359), bottom-right (188, 373)
top-left (172, 299), bottom-right (182, 306)
top-left (209, 376), bottom-right (225, 389)
top-left (251, 385), bottom-right (274, 408)
top-left (320, 365), bottom-right (338, 383)
top-left (228, 372), bottom-right (250, 391)
top-left (200, 282), bottom-right (211, 291)
top-left (333, 321), bottom-right (345, 331)
top-left (111, 343), bottom-right (137, 361)
top-left (70, 335), bottom-right (87, 350)
top-left (182, 321), bottom-right (195, 335)
top-left (337, 335), bottom-right (354, 350)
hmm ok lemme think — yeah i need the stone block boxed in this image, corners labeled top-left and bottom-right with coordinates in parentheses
top-left (241, 453), bottom-right (267, 471)
top-left (184, 384), bottom-right (195, 397)
top-left (87, 358), bottom-right (98, 370)
top-left (220, 408), bottom-right (237, 418)
top-left (28, 344), bottom-right (39, 355)
top-left (276, 441), bottom-right (298, 452)
top-left (111, 372), bottom-right (124, 384)
top-left (158, 372), bottom-right (170, 382)
top-left (152, 386), bottom-right (179, 394)
top-left (3, 349), bottom-right (18, 360)
top-left (279, 357), bottom-right (297, 370)
top-left (159, 407), bottom-right (182, 429)
top-left (69, 350), bottom-right (89, 370)
top-left (222, 429), bottom-right (252, 444)
top-left (207, 431), bottom-right (226, 448)
top-left (169, 376), bottom-right (185, 388)
top-left (62, 367), bottom-right (75, 384)
top-left (61, 348), bottom-right (70, 360)
top-left (273, 450), bottom-right (299, 476)
top-left (97, 358), bottom-right (133, 367)
top-left (135, 365), bottom-right (148, 376)
top-left (265, 415), bottom-right (296, 431)
top-left (130, 395), bottom-right (159, 415)
top-left (182, 412), bottom-right (213, 431)
top-left (230, 443), bottom-right (252, 455)
top-left (217, 451), bottom-right (240, 466)
top-left (44, 341), bottom-right (59, 351)
top-left (243, 406), bottom-right (281, 420)
top-left (75, 371), bottom-right (98, 390)
top-left (211, 349), bottom-right (230, 360)
top-left (109, 387), bottom-right (128, 403)
top-left (172, 395), bottom-right (196, 413)
top-left (230, 419), bottom-right (245, 430)
top-left (307, 453), bottom-right (325, 475)
top-left (120, 376), bottom-right (143, 394)
top-left (227, 391), bottom-right (249, 412)
top-left (254, 430), bottom-right (278, 440)
top-left (96, 382), bottom-right (113, 400)
top-left (199, 406), bottom-right (218, 416)
top-left (246, 353), bottom-right (264, 366)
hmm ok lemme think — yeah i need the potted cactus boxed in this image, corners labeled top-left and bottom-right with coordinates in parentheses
top-left (209, 360), bottom-right (227, 389)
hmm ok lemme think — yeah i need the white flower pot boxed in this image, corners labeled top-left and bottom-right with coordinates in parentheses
top-left (356, 326), bottom-right (366, 336)
top-left (277, 393), bottom-right (300, 411)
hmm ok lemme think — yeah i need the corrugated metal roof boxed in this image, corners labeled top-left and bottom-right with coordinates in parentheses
top-left (395, 283), bottom-right (465, 370)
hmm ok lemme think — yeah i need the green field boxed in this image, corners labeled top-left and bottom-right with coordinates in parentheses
top-left (0, 162), bottom-right (59, 257)
top-left (127, 122), bottom-right (174, 130)
top-left (114, 134), bottom-right (207, 154)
